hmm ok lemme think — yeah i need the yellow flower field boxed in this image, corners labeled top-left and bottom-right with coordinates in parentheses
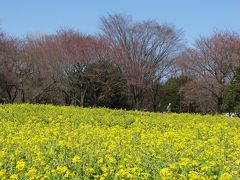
top-left (0, 104), bottom-right (239, 179)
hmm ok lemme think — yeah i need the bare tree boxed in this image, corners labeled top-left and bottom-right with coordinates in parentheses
top-left (177, 31), bottom-right (240, 113)
top-left (100, 14), bottom-right (183, 110)
top-left (0, 32), bottom-right (22, 103)
top-left (55, 29), bottom-right (111, 106)
top-left (20, 34), bottom-right (61, 104)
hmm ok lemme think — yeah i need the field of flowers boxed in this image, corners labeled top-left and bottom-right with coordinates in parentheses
top-left (0, 104), bottom-right (239, 179)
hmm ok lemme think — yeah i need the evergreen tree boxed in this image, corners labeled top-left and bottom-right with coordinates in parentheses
top-left (222, 69), bottom-right (240, 116)
top-left (159, 76), bottom-right (188, 112)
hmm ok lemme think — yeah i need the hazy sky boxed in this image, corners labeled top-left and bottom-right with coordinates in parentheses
top-left (0, 0), bottom-right (239, 45)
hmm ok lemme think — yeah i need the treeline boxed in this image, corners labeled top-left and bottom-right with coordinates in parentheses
top-left (0, 14), bottom-right (240, 114)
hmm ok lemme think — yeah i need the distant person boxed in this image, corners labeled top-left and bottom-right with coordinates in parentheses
top-left (166, 103), bottom-right (171, 112)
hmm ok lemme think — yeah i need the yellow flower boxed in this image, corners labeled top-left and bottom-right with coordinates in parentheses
top-left (0, 150), bottom-right (6, 158)
top-left (0, 104), bottom-right (240, 179)
top-left (25, 168), bottom-right (37, 179)
top-left (58, 140), bottom-right (65, 148)
top-left (101, 166), bottom-right (108, 173)
top-left (16, 160), bottom-right (26, 171)
top-left (0, 169), bottom-right (7, 178)
top-left (72, 155), bottom-right (81, 164)
top-left (220, 172), bottom-right (232, 180)
top-left (15, 149), bottom-right (21, 156)
top-left (106, 155), bottom-right (116, 164)
top-left (169, 163), bottom-right (177, 169)
top-left (56, 165), bottom-right (68, 174)
top-left (160, 167), bottom-right (172, 178)
top-left (236, 159), bottom-right (240, 165)
top-left (64, 170), bottom-right (72, 178)
top-left (179, 158), bottom-right (190, 168)
top-left (188, 171), bottom-right (203, 180)
top-left (10, 174), bottom-right (19, 179)
top-left (86, 167), bottom-right (95, 174)
top-left (97, 157), bottom-right (104, 165)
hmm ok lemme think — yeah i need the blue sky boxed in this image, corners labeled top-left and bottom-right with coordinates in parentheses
top-left (0, 0), bottom-right (239, 45)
